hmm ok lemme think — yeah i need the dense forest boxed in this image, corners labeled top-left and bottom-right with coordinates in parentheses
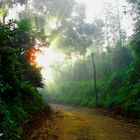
top-left (0, 0), bottom-right (140, 139)
top-left (43, 0), bottom-right (140, 119)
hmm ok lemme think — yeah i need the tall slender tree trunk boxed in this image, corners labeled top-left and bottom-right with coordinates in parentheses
top-left (2, 15), bottom-right (6, 24)
top-left (116, 0), bottom-right (122, 47)
top-left (91, 53), bottom-right (98, 107)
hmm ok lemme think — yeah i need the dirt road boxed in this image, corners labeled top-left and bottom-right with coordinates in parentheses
top-left (23, 104), bottom-right (140, 140)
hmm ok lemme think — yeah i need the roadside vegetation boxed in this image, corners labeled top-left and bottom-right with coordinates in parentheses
top-left (0, 19), bottom-right (48, 140)
top-left (41, 0), bottom-right (140, 120)
top-left (0, 0), bottom-right (140, 139)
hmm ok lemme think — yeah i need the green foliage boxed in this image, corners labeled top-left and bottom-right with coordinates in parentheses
top-left (104, 84), bottom-right (140, 118)
top-left (0, 8), bottom-right (7, 17)
top-left (130, 32), bottom-right (140, 59)
top-left (44, 81), bottom-right (105, 107)
top-left (107, 69), bottom-right (125, 90)
top-left (0, 19), bottom-right (47, 139)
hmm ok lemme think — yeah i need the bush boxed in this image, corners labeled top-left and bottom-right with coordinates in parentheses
top-left (0, 20), bottom-right (46, 139)
top-left (44, 81), bottom-right (105, 107)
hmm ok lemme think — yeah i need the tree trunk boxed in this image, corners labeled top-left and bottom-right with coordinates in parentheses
top-left (91, 53), bottom-right (99, 107)
top-left (116, 0), bottom-right (122, 47)
top-left (2, 14), bottom-right (6, 24)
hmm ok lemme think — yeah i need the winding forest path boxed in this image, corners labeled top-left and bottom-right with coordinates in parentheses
top-left (22, 104), bottom-right (140, 140)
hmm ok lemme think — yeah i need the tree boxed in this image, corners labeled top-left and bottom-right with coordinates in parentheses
top-left (91, 53), bottom-right (98, 107)
top-left (0, 18), bottom-right (47, 139)
top-left (0, 19), bottom-right (46, 88)
top-left (126, 0), bottom-right (140, 22)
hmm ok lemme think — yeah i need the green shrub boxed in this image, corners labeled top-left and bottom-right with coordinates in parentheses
top-left (45, 81), bottom-right (101, 107)
top-left (0, 20), bottom-right (46, 139)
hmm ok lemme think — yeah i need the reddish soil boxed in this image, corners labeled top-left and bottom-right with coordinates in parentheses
top-left (22, 104), bottom-right (140, 140)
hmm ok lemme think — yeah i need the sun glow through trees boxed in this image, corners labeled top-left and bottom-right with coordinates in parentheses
top-left (35, 47), bottom-right (65, 81)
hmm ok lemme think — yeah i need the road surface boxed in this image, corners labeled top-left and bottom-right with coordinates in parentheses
top-left (22, 104), bottom-right (140, 140)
